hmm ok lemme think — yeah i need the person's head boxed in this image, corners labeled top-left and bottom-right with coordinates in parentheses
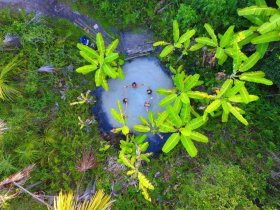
top-left (132, 82), bottom-right (137, 88)
top-left (144, 101), bottom-right (150, 107)
top-left (123, 98), bottom-right (128, 103)
top-left (147, 88), bottom-right (152, 95)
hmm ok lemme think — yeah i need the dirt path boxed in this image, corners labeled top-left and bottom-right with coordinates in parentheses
top-left (0, 0), bottom-right (154, 58)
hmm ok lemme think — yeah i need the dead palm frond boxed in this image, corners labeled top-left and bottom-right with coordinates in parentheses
top-left (52, 189), bottom-right (114, 210)
top-left (0, 164), bottom-right (35, 189)
top-left (0, 57), bottom-right (20, 101)
top-left (0, 164), bottom-right (35, 208)
top-left (76, 148), bottom-right (97, 173)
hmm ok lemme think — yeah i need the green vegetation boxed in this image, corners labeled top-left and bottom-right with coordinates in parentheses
top-left (76, 35), bottom-right (124, 90)
top-left (1, 0), bottom-right (280, 209)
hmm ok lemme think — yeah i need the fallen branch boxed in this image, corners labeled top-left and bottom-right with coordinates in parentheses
top-left (12, 182), bottom-right (53, 210)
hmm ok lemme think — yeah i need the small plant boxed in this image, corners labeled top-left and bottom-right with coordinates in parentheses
top-left (110, 100), bottom-right (129, 136)
top-left (110, 101), bottom-right (155, 201)
top-left (52, 189), bottom-right (114, 210)
top-left (119, 140), bottom-right (154, 202)
top-left (78, 116), bottom-right (95, 130)
top-left (0, 57), bottom-right (20, 101)
top-left (153, 20), bottom-right (196, 61)
top-left (76, 33), bottom-right (124, 90)
top-left (70, 90), bottom-right (95, 106)
top-left (133, 111), bottom-right (163, 139)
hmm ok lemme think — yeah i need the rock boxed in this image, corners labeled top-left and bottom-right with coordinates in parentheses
top-left (3, 35), bottom-right (21, 48)
top-left (154, 171), bottom-right (161, 178)
top-left (62, 64), bottom-right (74, 76)
top-left (37, 65), bottom-right (56, 73)
top-left (93, 24), bottom-right (99, 30)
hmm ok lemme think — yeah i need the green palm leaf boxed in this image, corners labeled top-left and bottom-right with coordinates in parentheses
top-left (258, 14), bottom-right (280, 34)
top-left (160, 45), bottom-right (174, 57)
top-left (220, 25), bottom-right (235, 48)
top-left (162, 133), bottom-right (180, 153)
top-left (133, 125), bottom-right (151, 133)
top-left (104, 53), bottom-right (119, 63)
top-left (173, 20), bottom-right (180, 43)
top-left (204, 23), bottom-right (217, 44)
top-left (238, 6), bottom-right (278, 16)
top-left (187, 117), bottom-right (206, 130)
top-left (167, 106), bottom-right (182, 128)
top-left (76, 65), bottom-right (97, 75)
top-left (103, 64), bottom-right (117, 78)
top-left (95, 68), bottom-right (103, 86)
top-left (106, 39), bottom-right (119, 55)
top-left (96, 33), bottom-right (106, 54)
top-left (227, 103), bottom-right (248, 125)
top-left (77, 43), bottom-right (99, 59)
top-left (251, 31), bottom-right (280, 44)
top-left (195, 37), bottom-right (217, 47)
top-left (181, 136), bottom-right (197, 157)
top-left (190, 131), bottom-right (208, 143)
top-left (239, 52), bottom-right (261, 72)
top-left (159, 93), bottom-right (177, 106)
top-left (178, 29), bottom-right (196, 44)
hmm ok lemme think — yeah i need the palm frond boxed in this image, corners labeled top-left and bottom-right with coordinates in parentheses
top-left (80, 189), bottom-right (114, 210)
top-left (52, 190), bottom-right (114, 210)
top-left (53, 191), bottom-right (76, 210)
top-left (0, 57), bottom-right (20, 101)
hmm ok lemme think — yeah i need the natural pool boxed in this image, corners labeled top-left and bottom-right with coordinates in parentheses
top-left (93, 56), bottom-right (174, 152)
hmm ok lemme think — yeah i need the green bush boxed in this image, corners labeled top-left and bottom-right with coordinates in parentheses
top-left (259, 43), bottom-right (280, 88)
top-left (176, 4), bottom-right (199, 31)
top-left (179, 161), bottom-right (268, 209)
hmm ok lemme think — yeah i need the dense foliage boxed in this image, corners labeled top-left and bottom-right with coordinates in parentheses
top-left (62, 0), bottom-right (255, 37)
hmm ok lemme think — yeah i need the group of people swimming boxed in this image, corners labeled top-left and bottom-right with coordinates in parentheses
top-left (123, 82), bottom-right (153, 113)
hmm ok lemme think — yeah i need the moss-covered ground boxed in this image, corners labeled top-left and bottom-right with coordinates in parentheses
top-left (0, 2), bottom-right (280, 209)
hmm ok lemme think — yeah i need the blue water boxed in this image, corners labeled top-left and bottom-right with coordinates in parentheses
top-left (92, 56), bottom-right (173, 153)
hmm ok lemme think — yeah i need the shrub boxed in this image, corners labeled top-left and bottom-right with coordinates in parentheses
top-left (179, 161), bottom-right (267, 209)
top-left (176, 4), bottom-right (199, 31)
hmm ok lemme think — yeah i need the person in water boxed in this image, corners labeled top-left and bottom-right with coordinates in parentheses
top-left (144, 100), bottom-right (151, 112)
top-left (125, 82), bottom-right (144, 88)
top-left (147, 88), bottom-right (152, 95)
top-left (123, 97), bottom-right (128, 107)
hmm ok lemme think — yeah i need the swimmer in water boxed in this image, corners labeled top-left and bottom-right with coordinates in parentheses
top-left (147, 88), bottom-right (152, 95)
top-left (144, 100), bottom-right (151, 112)
top-left (125, 82), bottom-right (144, 88)
top-left (123, 97), bottom-right (128, 108)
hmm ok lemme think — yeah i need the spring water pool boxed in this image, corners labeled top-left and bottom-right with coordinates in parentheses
top-left (92, 56), bottom-right (173, 152)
